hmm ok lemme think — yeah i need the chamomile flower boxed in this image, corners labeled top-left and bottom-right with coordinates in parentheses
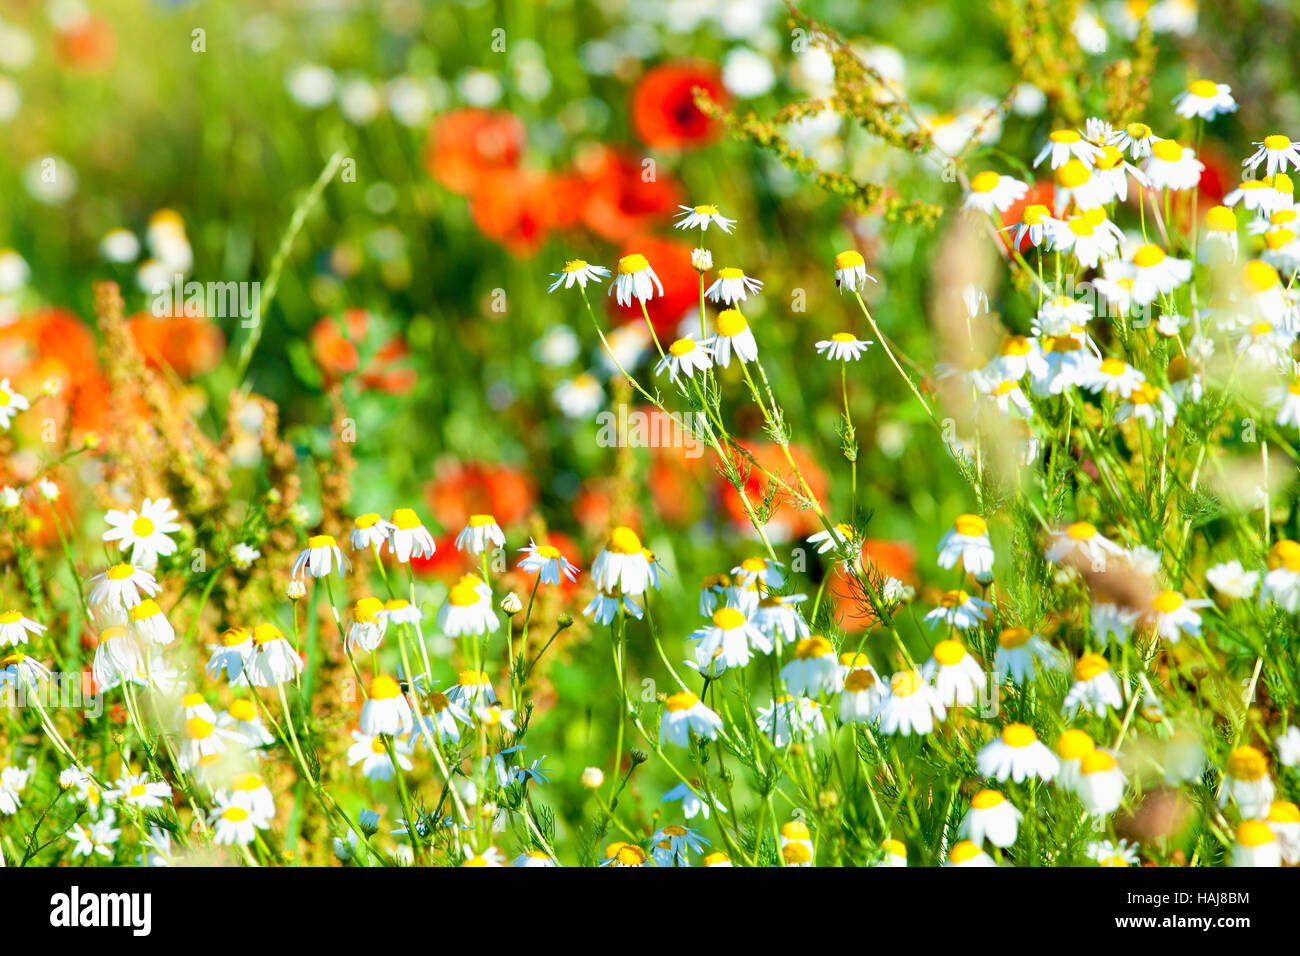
top-left (1052, 159), bottom-right (1107, 213)
top-left (88, 563), bottom-right (161, 613)
top-left (1148, 589), bottom-right (1211, 641)
top-left (0, 762), bottom-right (31, 815)
top-left (833, 250), bottom-right (875, 292)
top-left (839, 666), bottom-right (887, 723)
top-left (875, 669), bottom-right (946, 737)
top-left (436, 576), bottom-right (499, 637)
top-left (945, 841), bottom-right (996, 867)
top-left (1266, 801), bottom-right (1300, 864)
top-left (591, 527), bottom-right (654, 596)
top-left (1113, 382), bottom-right (1177, 428)
top-left (982, 378), bottom-right (1035, 419)
top-left (512, 850), bottom-right (559, 868)
top-left (177, 715), bottom-right (230, 773)
top-left (210, 794), bottom-right (269, 847)
top-left (291, 534), bottom-right (351, 579)
top-left (388, 509), bottom-right (437, 563)
top-left (706, 308), bottom-right (759, 367)
top-left (516, 539), bottom-right (579, 584)
top-left (447, 669), bottom-right (497, 710)
top-left (1200, 205), bottom-right (1240, 262)
top-left (689, 607), bottom-right (771, 669)
top-left (875, 839), bottom-right (908, 868)
top-left (1206, 560), bottom-right (1261, 599)
top-left (67, 812), bottom-right (121, 859)
top-left (92, 626), bottom-right (146, 690)
top-left (0, 650), bottom-right (50, 693)
top-left (455, 514), bottom-right (504, 554)
top-left (350, 512), bottom-right (395, 550)
top-left (730, 556), bottom-right (785, 591)
top-left (1092, 144), bottom-right (1148, 203)
top-left (1108, 120), bottom-right (1158, 159)
top-left (963, 170), bottom-right (1029, 214)
top-left (936, 513), bottom-right (995, 578)
top-left (780, 636), bottom-right (839, 698)
top-left (1232, 820), bottom-right (1281, 867)
top-left (691, 247), bottom-right (712, 271)
top-left (923, 589), bottom-right (993, 631)
top-left (1277, 726), bottom-right (1300, 767)
top-left (0, 378), bottom-right (29, 430)
top-left (993, 627), bottom-right (1063, 685)
top-left (1063, 653), bottom-right (1124, 717)
top-left (1260, 539), bottom-right (1300, 611)
top-left (659, 692), bottom-right (723, 746)
top-left (207, 626), bottom-right (254, 684)
top-left (815, 332), bottom-right (872, 361)
top-left (779, 821), bottom-right (815, 867)
top-left (1172, 79), bottom-right (1237, 120)
top-left (360, 675), bottom-right (414, 737)
top-left (1243, 134), bottom-right (1300, 178)
top-left (102, 498), bottom-right (181, 568)
top-left (977, 723), bottom-right (1060, 783)
top-left (757, 695), bottom-right (827, 747)
top-left (674, 203), bottom-right (735, 232)
top-left (751, 593), bottom-right (811, 647)
top-left (1002, 203), bottom-right (1056, 250)
top-left (1076, 749), bottom-right (1126, 816)
top-left (1034, 128), bottom-right (1104, 169)
top-left (107, 773), bottom-right (171, 810)
top-left (1224, 178), bottom-right (1279, 214)
top-left (1220, 746), bottom-right (1274, 819)
top-left (1036, 293), bottom-right (1097, 336)
top-left (0, 610), bottom-right (45, 647)
top-left (345, 597), bottom-right (388, 654)
top-left (705, 267), bottom-right (763, 305)
top-left (1088, 838), bottom-right (1139, 866)
top-left (958, 790), bottom-right (1022, 848)
top-left (701, 852), bottom-right (733, 867)
top-left (601, 843), bottom-right (650, 868)
top-left (546, 259), bottom-right (610, 292)
top-left (1053, 729), bottom-right (1096, 793)
top-left (245, 623), bottom-right (303, 687)
top-left (413, 692), bottom-right (470, 745)
top-left (1142, 138), bottom-right (1203, 190)
top-left (583, 588), bottom-right (643, 625)
top-left (218, 699), bottom-right (275, 750)
top-left (128, 599), bottom-right (174, 647)
top-left (1127, 244), bottom-right (1192, 303)
top-left (552, 373), bottom-right (604, 419)
top-left (807, 522), bottom-right (859, 556)
top-left (381, 598), bottom-right (422, 627)
top-left (1046, 209), bottom-right (1121, 267)
top-left (608, 253), bottom-right (664, 306)
top-left (655, 336), bottom-right (714, 381)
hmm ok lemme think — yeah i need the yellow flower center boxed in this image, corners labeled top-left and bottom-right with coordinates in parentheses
top-left (1237, 820), bottom-right (1275, 848)
top-left (186, 717), bottom-right (214, 739)
top-left (618, 253), bottom-right (649, 275)
top-left (1125, 122), bottom-right (1151, 138)
top-left (1080, 750), bottom-right (1118, 774)
top-left (932, 639), bottom-right (966, 667)
top-left (228, 699), bottom-right (256, 721)
top-left (1001, 723), bottom-right (1038, 748)
top-left (835, 250), bottom-right (865, 270)
top-left (354, 596), bottom-right (385, 623)
top-left (970, 170), bottom-right (1000, 193)
top-left (1268, 539), bottom-right (1300, 572)
top-left (998, 627), bottom-right (1031, 649)
top-left (794, 635), bottom-right (834, 660)
top-left (448, 583), bottom-right (482, 607)
top-left (355, 512), bottom-right (381, 529)
top-left (1067, 521), bottom-right (1099, 540)
top-left (458, 669), bottom-right (489, 686)
top-left (711, 607), bottom-right (745, 630)
top-left (1227, 746), bottom-right (1268, 781)
top-left (717, 267), bottom-right (744, 280)
top-left (939, 589), bottom-right (970, 609)
top-left (1056, 729), bottom-right (1095, 761)
top-left (948, 840), bottom-right (982, 864)
top-left (781, 820), bottom-right (811, 840)
top-left (370, 675), bottom-right (401, 700)
top-left (221, 806), bottom-right (250, 823)
top-left (391, 508), bottom-right (421, 531)
top-left (1188, 79), bottom-right (1219, 98)
top-left (1152, 590), bottom-right (1184, 613)
top-left (954, 513), bottom-right (987, 537)
top-left (1266, 229), bottom-right (1295, 250)
top-left (1055, 159), bottom-right (1090, 189)
top-left (1021, 203), bottom-right (1050, 225)
top-left (669, 337), bottom-right (697, 357)
top-left (971, 789), bottom-right (1004, 810)
top-left (1204, 205), bottom-right (1236, 232)
top-left (106, 564), bottom-right (136, 581)
top-left (890, 669), bottom-right (923, 697)
top-left (562, 259), bottom-right (589, 273)
top-left (1151, 139), bottom-right (1183, 162)
top-left (665, 692), bottom-right (698, 712)
top-left (535, 544), bottom-right (561, 559)
top-left (844, 669), bottom-right (879, 693)
top-left (715, 309), bottom-right (749, 337)
top-left (0, 611), bottom-right (19, 624)
top-left (694, 204), bottom-right (719, 215)
top-left (252, 623), bottom-right (284, 645)
top-left (605, 526), bottom-right (643, 555)
top-left (1264, 134), bottom-right (1291, 151)
top-left (307, 534), bottom-right (336, 548)
top-left (1050, 129), bottom-right (1081, 144)
top-left (1075, 653), bottom-right (1110, 682)
top-left (830, 332), bottom-right (857, 343)
top-left (999, 335), bottom-right (1031, 357)
top-left (131, 516), bottom-right (156, 537)
top-left (1268, 801), bottom-right (1300, 824)
top-left (1132, 244), bottom-right (1166, 268)
top-left (221, 627), bottom-right (250, 647)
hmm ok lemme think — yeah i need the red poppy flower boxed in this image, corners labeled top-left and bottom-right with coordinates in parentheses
top-left (309, 308), bottom-right (416, 394)
top-left (609, 235), bottom-right (699, 338)
top-left (424, 460), bottom-right (537, 531)
top-left (832, 538), bottom-right (918, 633)
top-left (718, 440), bottom-right (829, 541)
top-left (469, 168), bottom-right (581, 258)
top-left (0, 307), bottom-right (110, 435)
top-left (575, 144), bottom-right (685, 243)
top-left (631, 61), bottom-right (729, 150)
top-left (128, 311), bottom-right (225, 379)
top-left (426, 108), bottom-right (526, 196)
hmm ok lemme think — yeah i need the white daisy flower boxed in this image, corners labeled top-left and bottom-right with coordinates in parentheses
top-left (1172, 80), bottom-right (1237, 121)
top-left (245, 623), bottom-right (303, 687)
top-left (958, 790), bottom-right (1022, 848)
top-left (993, 627), bottom-right (1063, 684)
top-left (1220, 746), bottom-right (1274, 820)
top-left (1063, 653), bottom-right (1124, 717)
top-left (517, 539), bottom-right (579, 585)
top-left (546, 259), bottom-right (610, 293)
top-left (387, 508), bottom-right (436, 563)
top-left (706, 309), bottom-right (759, 367)
top-left (945, 841), bottom-right (997, 867)
top-left (874, 669), bottom-right (946, 737)
top-left (102, 498), bottom-right (182, 568)
top-left (608, 252), bottom-right (664, 306)
top-left (936, 514), bottom-right (995, 578)
top-left (1206, 560), bottom-right (1260, 599)
top-left (815, 332), bottom-right (872, 361)
top-left (659, 692), bottom-right (723, 745)
top-left (1233, 820), bottom-right (1282, 868)
top-left (1076, 749), bottom-right (1126, 816)
top-left (1142, 139), bottom-right (1203, 191)
top-left (689, 607), bottom-right (771, 669)
top-left (591, 526), bottom-right (654, 596)
top-left (88, 563), bottom-right (161, 613)
top-left (207, 626), bottom-right (254, 685)
top-left (455, 514), bottom-right (504, 554)
top-left (436, 576), bottom-right (499, 637)
top-left (360, 675), bottom-right (414, 737)
top-left (833, 250), bottom-right (875, 293)
top-left (1244, 134), bottom-right (1300, 178)
top-left (291, 534), bottom-right (351, 579)
top-left (1148, 589), bottom-right (1211, 641)
top-left (963, 170), bottom-right (1029, 214)
top-left (655, 337), bottom-right (714, 382)
top-left (780, 635), bottom-right (839, 698)
top-left (673, 203), bottom-right (735, 232)
top-left (209, 793), bottom-right (269, 846)
top-left (1001, 202), bottom-right (1056, 249)
top-left (0, 610), bottom-right (45, 647)
top-left (1107, 120), bottom-right (1159, 160)
top-left (757, 695), bottom-right (827, 747)
top-left (1034, 128), bottom-right (1104, 168)
top-left (704, 267), bottom-right (762, 305)
top-left (976, 723), bottom-right (1059, 782)
top-left (351, 512), bottom-right (396, 550)
top-left (0, 378), bottom-right (29, 430)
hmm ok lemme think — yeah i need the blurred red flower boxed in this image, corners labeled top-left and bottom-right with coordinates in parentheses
top-left (309, 308), bottom-right (416, 394)
top-left (575, 144), bottom-right (685, 243)
top-left (54, 16), bottom-right (116, 72)
top-left (128, 311), bottom-right (225, 379)
top-left (425, 460), bottom-right (537, 531)
top-left (609, 235), bottom-right (698, 338)
top-left (426, 108), bottom-right (526, 196)
top-left (832, 538), bottom-right (918, 633)
top-left (631, 61), bottom-right (728, 150)
top-left (470, 168), bottom-right (584, 258)
top-left (0, 307), bottom-right (110, 435)
top-left (718, 440), bottom-right (829, 541)
top-left (999, 179), bottom-right (1055, 253)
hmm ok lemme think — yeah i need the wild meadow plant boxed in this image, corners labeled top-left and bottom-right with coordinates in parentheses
top-left (3, 5), bottom-right (1300, 871)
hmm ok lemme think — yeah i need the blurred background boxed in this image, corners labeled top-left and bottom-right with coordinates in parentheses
top-left (2, 0), bottom-right (1297, 848)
